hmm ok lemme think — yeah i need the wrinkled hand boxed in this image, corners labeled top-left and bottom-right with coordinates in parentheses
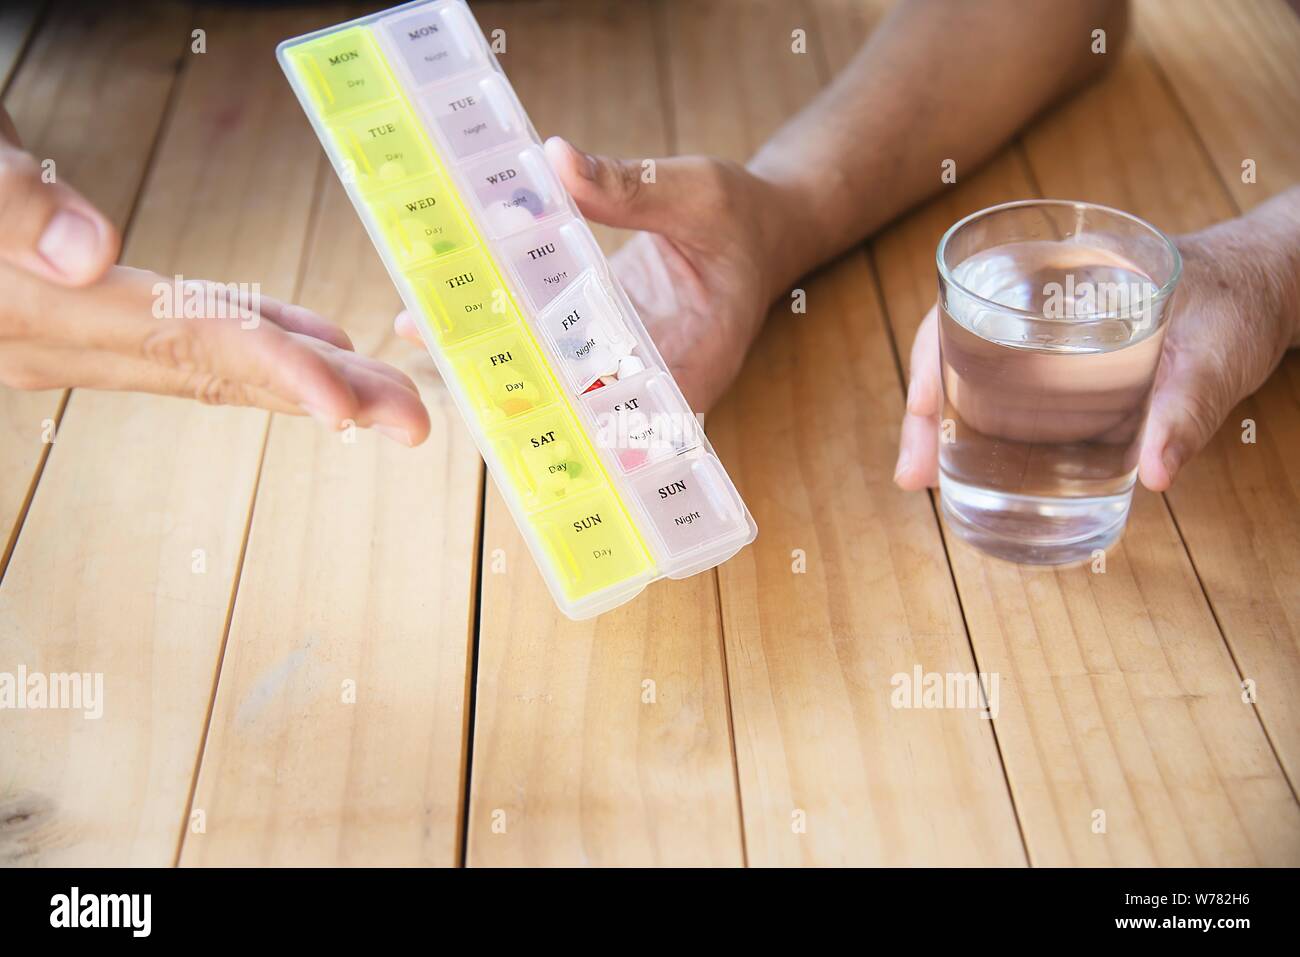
top-left (398, 136), bottom-right (800, 413)
top-left (894, 189), bottom-right (1300, 492)
top-left (0, 107), bottom-right (429, 446)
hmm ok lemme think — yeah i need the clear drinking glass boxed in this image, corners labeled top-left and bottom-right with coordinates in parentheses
top-left (936, 200), bottom-right (1181, 564)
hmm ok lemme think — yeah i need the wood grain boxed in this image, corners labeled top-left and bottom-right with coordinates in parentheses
top-left (464, 0), bottom-right (745, 867)
top-left (1021, 35), bottom-right (1300, 858)
top-left (177, 165), bottom-right (483, 863)
top-left (1135, 0), bottom-right (1300, 787)
top-left (871, 26), bottom-right (1300, 862)
top-left (3, 0), bottom-right (1296, 869)
top-left (674, 0), bottom-right (1025, 865)
top-left (0, 1), bottom-right (42, 92)
top-left (0, 4), bottom-right (326, 865)
top-left (0, 0), bottom-right (188, 578)
top-left (1138, 0), bottom-right (1300, 211)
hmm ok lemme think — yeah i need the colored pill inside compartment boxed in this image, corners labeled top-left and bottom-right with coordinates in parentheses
top-left (582, 371), bottom-right (700, 473)
top-left (462, 145), bottom-right (567, 237)
top-left (379, 3), bottom-right (485, 88)
top-left (537, 275), bottom-right (637, 392)
top-left (370, 176), bottom-right (474, 268)
top-left (326, 102), bottom-right (436, 193)
top-left (448, 326), bottom-right (556, 424)
top-left (490, 408), bottom-right (602, 511)
top-left (530, 489), bottom-right (655, 600)
top-left (405, 249), bottom-right (519, 344)
top-left (285, 27), bottom-right (396, 119)
top-left (630, 454), bottom-right (749, 559)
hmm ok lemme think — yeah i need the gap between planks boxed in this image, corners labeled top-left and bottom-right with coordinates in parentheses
top-left (653, 0), bottom-right (750, 867)
top-left (172, 413), bottom-right (273, 865)
top-left (1136, 29), bottom-right (1299, 803)
top-left (457, 464), bottom-right (489, 867)
top-left (0, 0), bottom-right (46, 95)
top-left (170, 145), bottom-right (332, 865)
top-left (861, 236), bottom-right (1033, 861)
top-left (0, 1), bottom-right (198, 587)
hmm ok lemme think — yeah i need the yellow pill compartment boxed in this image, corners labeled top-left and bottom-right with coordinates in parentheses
top-left (490, 408), bottom-right (602, 512)
top-left (406, 249), bottom-right (519, 345)
top-left (370, 175), bottom-right (474, 269)
top-left (529, 488), bottom-right (654, 600)
top-left (285, 27), bottom-right (396, 119)
top-left (448, 326), bottom-right (557, 425)
top-left (326, 102), bottom-right (435, 194)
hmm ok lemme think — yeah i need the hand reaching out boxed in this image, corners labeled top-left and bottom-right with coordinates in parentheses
top-left (0, 106), bottom-right (430, 446)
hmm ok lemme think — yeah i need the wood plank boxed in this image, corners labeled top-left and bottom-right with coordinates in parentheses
top-left (465, 0), bottom-right (745, 867)
top-left (178, 177), bottom-right (482, 866)
top-left (1020, 39), bottom-right (1300, 857)
top-left (0, 0), bottom-right (187, 577)
top-left (1134, 0), bottom-right (1300, 785)
top-left (0, 4), bottom-right (325, 865)
top-left (0, 1), bottom-right (42, 93)
top-left (803, 0), bottom-right (886, 79)
top-left (672, 0), bottom-right (1025, 865)
top-left (1137, 0), bottom-right (1300, 212)
top-left (871, 35), bottom-right (1300, 861)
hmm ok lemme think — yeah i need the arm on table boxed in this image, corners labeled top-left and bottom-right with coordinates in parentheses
top-left (395, 0), bottom-right (1133, 413)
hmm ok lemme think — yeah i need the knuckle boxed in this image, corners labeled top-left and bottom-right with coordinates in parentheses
top-left (142, 320), bottom-right (206, 372)
top-left (0, 302), bottom-right (32, 341)
top-left (0, 359), bottom-right (52, 391)
top-left (188, 372), bottom-right (250, 408)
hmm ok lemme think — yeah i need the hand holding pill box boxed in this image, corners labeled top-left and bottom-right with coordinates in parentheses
top-left (278, 0), bottom-right (756, 619)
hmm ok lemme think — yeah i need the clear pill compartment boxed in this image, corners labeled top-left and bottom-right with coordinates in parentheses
top-left (498, 218), bottom-right (604, 310)
top-left (582, 370), bottom-right (699, 474)
top-left (537, 273), bottom-right (637, 393)
top-left (461, 144), bottom-right (568, 237)
top-left (279, 0), bottom-right (755, 618)
top-left (379, 2), bottom-right (485, 86)
top-left (418, 71), bottom-right (528, 160)
top-left (627, 451), bottom-right (752, 573)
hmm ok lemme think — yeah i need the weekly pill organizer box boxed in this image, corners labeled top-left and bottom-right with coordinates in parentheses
top-left (278, 0), bottom-right (756, 619)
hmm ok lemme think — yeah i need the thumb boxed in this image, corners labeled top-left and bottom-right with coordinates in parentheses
top-left (894, 306), bottom-right (943, 490)
top-left (0, 142), bottom-right (119, 286)
top-left (1137, 367), bottom-right (1229, 491)
top-left (544, 135), bottom-right (679, 234)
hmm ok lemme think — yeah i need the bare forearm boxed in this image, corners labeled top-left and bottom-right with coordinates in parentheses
top-left (748, 0), bottom-right (1129, 295)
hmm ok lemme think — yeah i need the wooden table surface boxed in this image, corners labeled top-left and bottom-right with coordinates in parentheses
top-left (1, 0), bottom-right (1298, 867)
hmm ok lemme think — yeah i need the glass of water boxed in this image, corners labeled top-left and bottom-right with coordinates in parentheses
top-left (936, 200), bottom-right (1181, 564)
